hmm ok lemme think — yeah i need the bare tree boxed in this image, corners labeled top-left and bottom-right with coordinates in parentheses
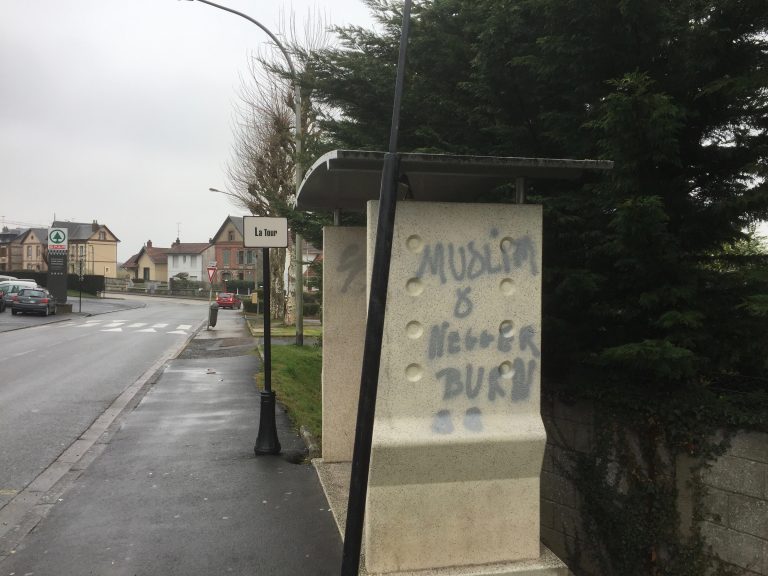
top-left (221, 10), bottom-right (330, 321)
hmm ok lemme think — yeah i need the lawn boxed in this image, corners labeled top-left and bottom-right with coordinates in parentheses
top-left (255, 344), bottom-right (323, 448)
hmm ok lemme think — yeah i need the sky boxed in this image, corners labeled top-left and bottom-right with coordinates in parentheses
top-left (0, 0), bottom-right (375, 262)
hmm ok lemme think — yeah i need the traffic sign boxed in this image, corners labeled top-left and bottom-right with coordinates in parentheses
top-left (243, 216), bottom-right (288, 248)
top-left (207, 267), bottom-right (217, 283)
top-left (48, 227), bottom-right (68, 251)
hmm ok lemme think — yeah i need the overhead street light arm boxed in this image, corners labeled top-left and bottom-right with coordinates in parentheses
top-left (188, 0), bottom-right (296, 78)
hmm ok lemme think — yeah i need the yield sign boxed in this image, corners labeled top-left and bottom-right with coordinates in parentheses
top-left (207, 267), bottom-right (217, 282)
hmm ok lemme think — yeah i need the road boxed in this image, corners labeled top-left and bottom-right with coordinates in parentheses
top-left (0, 295), bottom-right (207, 511)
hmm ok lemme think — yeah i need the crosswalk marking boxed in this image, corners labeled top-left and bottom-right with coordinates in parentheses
top-left (62, 320), bottom-right (196, 336)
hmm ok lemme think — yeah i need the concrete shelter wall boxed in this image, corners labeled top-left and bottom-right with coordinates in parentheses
top-left (321, 227), bottom-right (367, 463)
top-left (365, 201), bottom-right (547, 573)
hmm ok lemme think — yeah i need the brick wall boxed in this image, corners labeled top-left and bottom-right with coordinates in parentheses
top-left (541, 397), bottom-right (768, 575)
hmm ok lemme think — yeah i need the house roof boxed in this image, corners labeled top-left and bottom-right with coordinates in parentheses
top-left (52, 220), bottom-right (121, 243)
top-left (15, 228), bottom-right (49, 245)
top-left (168, 242), bottom-right (211, 255)
top-left (122, 253), bottom-right (139, 270)
top-left (210, 216), bottom-right (245, 243)
top-left (144, 246), bottom-right (169, 265)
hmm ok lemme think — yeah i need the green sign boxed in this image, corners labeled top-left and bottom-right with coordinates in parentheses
top-left (48, 227), bottom-right (68, 249)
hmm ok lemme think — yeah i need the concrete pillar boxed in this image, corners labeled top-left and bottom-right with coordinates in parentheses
top-left (365, 201), bottom-right (562, 574)
top-left (321, 226), bottom-right (367, 462)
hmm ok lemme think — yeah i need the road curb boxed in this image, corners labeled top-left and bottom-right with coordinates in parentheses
top-left (0, 319), bottom-right (204, 559)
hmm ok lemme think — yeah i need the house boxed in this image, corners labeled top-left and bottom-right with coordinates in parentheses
top-left (16, 228), bottom-right (49, 271)
top-left (53, 220), bottom-right (120, 277)
top-left (167, 239), bottom-right (214, 284)
top-left (125, 240), bottom-right (170, 282)
top-left (0, 227), bottom-right (25, 271)
top-left (209, 216), bottom-right (261, 285)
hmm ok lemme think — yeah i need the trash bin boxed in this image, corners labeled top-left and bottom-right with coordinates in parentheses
top-left (209, 302), bottom-right (219, 327)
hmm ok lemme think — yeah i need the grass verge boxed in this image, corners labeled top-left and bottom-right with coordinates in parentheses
top-left (255, 344), bottom-right (323, 448)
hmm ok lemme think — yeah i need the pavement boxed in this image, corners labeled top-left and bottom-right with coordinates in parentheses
top-left (0, 301), bottom-right (343, 575)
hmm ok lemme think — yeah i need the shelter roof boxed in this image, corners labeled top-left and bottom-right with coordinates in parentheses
top-left (296, 149), bottom-right (614, 212)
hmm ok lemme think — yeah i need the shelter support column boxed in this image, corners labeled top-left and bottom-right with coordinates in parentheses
top-left (364, 200), bottom-right (566, 575)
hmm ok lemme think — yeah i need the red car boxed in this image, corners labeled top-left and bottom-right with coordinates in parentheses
top-left (215, 292), bottom-right (242, 309)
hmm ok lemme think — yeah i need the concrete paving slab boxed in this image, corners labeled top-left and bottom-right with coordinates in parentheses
top-left (0, 309), bottom-right (343, 576)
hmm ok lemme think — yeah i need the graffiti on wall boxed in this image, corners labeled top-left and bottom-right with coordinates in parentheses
top-left (403, 227), bottom-right (540, 435)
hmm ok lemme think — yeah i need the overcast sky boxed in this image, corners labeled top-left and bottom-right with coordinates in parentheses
top-left (1, 0), bottom-right (374, 262)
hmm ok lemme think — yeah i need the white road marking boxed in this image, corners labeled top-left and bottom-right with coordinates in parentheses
top-left (152, 323), bottom-right (168, 328)
top-left (167, 330), bottom-right (187, 335)
top-left (127, 323), bottom-right (147, 328)
top-left (100, 328), bottom-right (123, 332)
top-left (177, 324), bottom-right (192, 330)
top-left (137, 328), bottom-right (157, 333)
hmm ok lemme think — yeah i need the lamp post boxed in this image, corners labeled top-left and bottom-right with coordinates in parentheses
top-left (189, 0), bottom-right (304, 346)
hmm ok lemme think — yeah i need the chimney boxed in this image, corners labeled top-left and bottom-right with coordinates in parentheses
top-left (146, 239), bottom-right (152, 248)
top-left (92, 219), bottom-right (99, 232)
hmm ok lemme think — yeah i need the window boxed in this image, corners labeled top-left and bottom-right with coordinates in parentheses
top-left (228, 231), bottom-right (234, 241)
top-left (183, 255), bottom-right (187, 264)
top-left (246, 250), bottom-right (254, 265)
top-left (173, 255), bottom-right (178, 267)
top-left (26, 246), bottom-right (32, 257)
top-left (190, 255), bottom-right (196, 266)
top-left (79, 245), bottom-right (85, 256)
top-left (237, 250), bottom-right (244, 265)
top-left (143, 268), bottom-right (150, 280)
top-left (99, 231), bottom-right (106, 240)
top-left (36, 246), bottom-right (40, 257)
top-left (222, 250), bottom-right (230, 266)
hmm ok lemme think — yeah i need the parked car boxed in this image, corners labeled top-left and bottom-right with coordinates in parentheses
top-left (0, 292), bottom-right (5, 313)
top-left (215, 292), bottom-right (242, 309)
top-left (0, 280), bottom-right (39, 306)
top-left (10, 287), bottom-right (57, 316)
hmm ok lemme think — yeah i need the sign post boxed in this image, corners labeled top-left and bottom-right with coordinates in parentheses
top-left (47, 227), bottom-right (69, 304)
top-left (243, 216), bottom-right (288, 455)
top-left (207, 265), bottom-right (217, 329)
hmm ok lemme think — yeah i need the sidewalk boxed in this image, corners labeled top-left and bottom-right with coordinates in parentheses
top-left (0, 309), bottom-right (343, 575)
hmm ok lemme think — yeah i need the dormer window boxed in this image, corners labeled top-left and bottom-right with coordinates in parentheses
top-left (99, 231), bottom-right (106, 240)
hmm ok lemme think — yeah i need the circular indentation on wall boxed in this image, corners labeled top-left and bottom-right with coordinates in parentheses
top-left (405, 235), bottom-right (424, 253)
top-left (405, 364), bottom-right (423, 382)
top-left (405, 321), bottom-right (424, 339)
top-left (499, 278), bottom-right (516, 296)
top-left (499, 361), bottom-right (514, 379)
top-left (500, 236), bottom-right (515, 253)
top-left (406, 278), bottom-right (424, 296)
top-left (499, 320), bottom-right (515, 339)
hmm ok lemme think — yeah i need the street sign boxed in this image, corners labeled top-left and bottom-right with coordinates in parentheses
top-left (243, 216), bottom-right (288, 248)
top-left (207, 267), bottom-right (217, 283)
top-left (48, 227), bottom-right (68, 251)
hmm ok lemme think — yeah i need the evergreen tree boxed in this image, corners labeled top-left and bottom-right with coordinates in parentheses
top-left (303, 2), bottom-right (768, 572)
top-left (305, 0), bottom-right (768, 406)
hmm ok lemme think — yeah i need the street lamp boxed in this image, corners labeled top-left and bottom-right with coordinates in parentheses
top-left (189, 0), bottom-right (305, 347)
top-left (189, 1), bottom-right (308, 456)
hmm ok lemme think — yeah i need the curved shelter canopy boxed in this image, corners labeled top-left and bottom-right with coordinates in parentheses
top-left (295, 149), bottom-right (613, 212)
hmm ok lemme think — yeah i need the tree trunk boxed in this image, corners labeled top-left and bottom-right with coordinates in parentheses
top-left (269, 247), bottom-right (286, 320)
top-left (284, 242), bottom-right (297, 325)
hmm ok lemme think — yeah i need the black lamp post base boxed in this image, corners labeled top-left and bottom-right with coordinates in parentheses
top-left (254, 390), bottom-right (281, 455)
